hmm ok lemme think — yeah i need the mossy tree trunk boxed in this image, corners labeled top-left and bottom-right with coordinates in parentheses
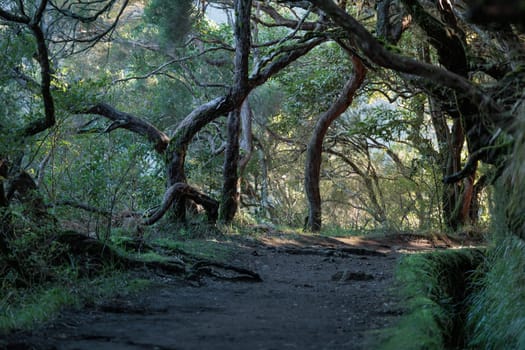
top-left (402, 0), bottom-right (488, 231)
top-left (219, 0), bottom-right (252, 223)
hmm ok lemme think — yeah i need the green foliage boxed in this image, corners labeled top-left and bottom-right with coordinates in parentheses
top-left (0, 286), bottom-right (77, 332)
top-left (144, 0), bottom-right (195, 46)
top-left (276, 43), bottom-right (352, 122)
top-left (382, 249), bottom-right (484, 350)
top-left (153, 237), bottom-right (233, 262)
top-left (467, 236), bottom-right (525, 349)
top-left (0, 272), bottom-right (151, 332)
top-left (0, 205), bottom-right (66, 288)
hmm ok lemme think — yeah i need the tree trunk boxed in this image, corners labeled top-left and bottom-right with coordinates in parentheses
top-left (219, 0), bottom-right (252, 224)
top-left (166, 143), bottom-right (189, 222)
top-left (255, 140), bottom-right (271, 219)
top-left (220, 108), bottom-right (242, 223)
top-left (305, 56), bottom-right (366, 231)
top-left (239, 100), bottom-right (254, 176)
top-left (0, 159), bottom-right (11, 255)
top-left (163, 2), bottom-right (322, 225)
top-left (405, 1), bottom-right (481, 231)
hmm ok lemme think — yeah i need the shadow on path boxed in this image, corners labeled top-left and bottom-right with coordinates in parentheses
top-left (3, 232), bottom-right (469, 350)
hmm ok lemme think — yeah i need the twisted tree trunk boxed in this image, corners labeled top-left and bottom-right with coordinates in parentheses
top-left (219, 0), bottom-right (252, 223)
top-left (305, 55), bottom-right (366, 231)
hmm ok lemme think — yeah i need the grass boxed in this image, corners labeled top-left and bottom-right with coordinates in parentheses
top-left (0, 286), bottom-right (77, 331)
top-left (152, 237), bottom-right (236, 262)
top-left (380, 249), bottom-right (484, 350)
top-left (467, 235), bottom-right (525, 349)
top-left (0, 271), bottom-right (151, 333)
top-left (0, 221), bottom-right (246, 335)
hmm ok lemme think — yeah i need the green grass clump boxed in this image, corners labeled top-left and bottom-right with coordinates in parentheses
top-left (153, 237), bottom-right (233, 262)
top-left (0, 272), bottom-right (151, 333)
top-left (467, 235), bottom-right (525, 349)
top-left (381, 249), bottom-right (484, 350)
top-left (0, 286), bottom-right (77, 331)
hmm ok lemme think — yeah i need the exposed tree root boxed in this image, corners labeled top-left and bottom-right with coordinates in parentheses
top-left (189, 260), bottom-right (262, 283)
top-left (56, 231), bottom-right (261, 283)
top-left (274, 245), bottom-right (386, 258)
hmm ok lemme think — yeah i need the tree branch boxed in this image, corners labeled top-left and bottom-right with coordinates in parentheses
top-left (252, 2), bottom-right (318, 30)
top-left (304, 0), bottom-right (501, 113)
top-left (143, 183), bottom-right (219, 225)
top-left (83, 103), bottom-right (170, 153)
top-left (23, 23), bottom-right (56, 136)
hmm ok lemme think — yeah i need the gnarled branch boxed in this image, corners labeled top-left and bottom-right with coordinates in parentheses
top-left (305, 0), bottom-right (501, 113)
top-left (143, 183), bottom-right (219, 226)
top-left (84, 103), bottom-right (170, 153)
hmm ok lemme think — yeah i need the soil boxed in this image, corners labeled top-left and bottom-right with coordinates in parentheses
top-left (1, 232), bottom-right (475, 350)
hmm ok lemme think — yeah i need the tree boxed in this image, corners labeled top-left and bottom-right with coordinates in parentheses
top-left (299, 0), bottom-right (522, 233)
top-left (304, 54), bottom-right (366, 231)
top-left (2, 0), bottom-right (523, 242)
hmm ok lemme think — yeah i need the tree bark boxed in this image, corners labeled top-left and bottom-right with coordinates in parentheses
top-left (219, 0), bottom-right (252, 223)
top-left (163, 24), bottom-right (323, 224)
top-left (84, 103), bottom-right (170, 153)
top-left (305, 55), bottom-right (366, 231)
top-left (220, 109), bottom-right (242, 223)
top-left (0, 159), bottom-right (11, 255)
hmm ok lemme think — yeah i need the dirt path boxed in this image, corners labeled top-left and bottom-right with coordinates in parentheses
top-left (3, 233), bottom-right (457, 350)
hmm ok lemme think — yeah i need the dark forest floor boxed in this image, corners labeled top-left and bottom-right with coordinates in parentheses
top-left (1, 231), bottom-right (471, 350)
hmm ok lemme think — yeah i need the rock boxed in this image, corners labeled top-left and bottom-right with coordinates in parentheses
top-left (331, 270), bottom-right (374, 282)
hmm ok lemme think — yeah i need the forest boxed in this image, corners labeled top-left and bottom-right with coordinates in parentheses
top-left (1, 0), bottom-right (524, 349)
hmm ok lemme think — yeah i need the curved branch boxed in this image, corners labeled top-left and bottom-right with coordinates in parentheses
top-left (84, 103), bottom-right (170, 153)
top-left (305, 55), bottom-right (367, 231)
top-left (0, 7), bottom-right (29, 23)
top-left (23, 23), bottom-right (56, 136)
top-left (143, 183), bottom-right (218, 226)
top-left (249, 37), bottom-right (326, 86)
top-left (306, 0), bottom-right (501, 112)
top-left (252, 2), bottom-right (318, 30)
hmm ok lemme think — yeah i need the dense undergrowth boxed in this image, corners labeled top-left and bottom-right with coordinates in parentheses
top-left (381, 248), bottom-right (485, 350)
top-left (467, 235), bottom-right (525, 349)
top-left (382, 234), bottom-right (525, 349)
top-left (0, 272), bottom-right (150, 332)
top-left (0, 222), bottom-right (235, 333)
